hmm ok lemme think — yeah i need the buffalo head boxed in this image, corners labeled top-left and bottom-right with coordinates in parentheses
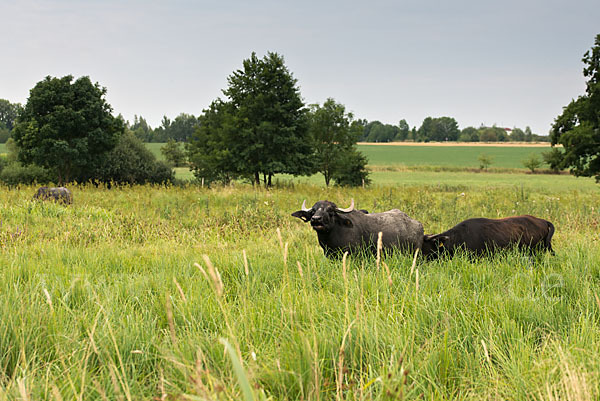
top-left (421, 234), bottom-right (450, 259)
top-left (291, 199), bottom-right (355, 232)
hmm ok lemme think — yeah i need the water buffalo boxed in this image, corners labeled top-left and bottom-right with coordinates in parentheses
top-left (292, 199), bottom-right (423, 257)
top-left (422, 215), bottom-right (555, 259)
top-left (33, 187), bottom-right (73, 205)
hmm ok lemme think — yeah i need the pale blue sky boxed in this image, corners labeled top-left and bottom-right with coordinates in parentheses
top-left (2, 0), bottom-right (599, 135)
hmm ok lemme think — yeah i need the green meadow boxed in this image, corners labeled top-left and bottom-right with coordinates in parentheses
top-left (357, 144), bottom-right (551, 169)
top-left (1, 142), bottom-right (599, 400)
top-left (0, 177), bottom-right (599, 400)
top-left (143, 142), bottom-right (552, 170)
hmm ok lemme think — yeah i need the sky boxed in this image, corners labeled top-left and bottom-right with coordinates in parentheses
top-left (1, 0), bottom-right (599, 135)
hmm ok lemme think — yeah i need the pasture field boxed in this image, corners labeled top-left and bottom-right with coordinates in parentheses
top-left (0, 181), bottom-right (599, 400)
top-left (357, 144), bottom-right (551, 169)
top-left (143, 143), bottom-right (559, 184)
top-left (143, 142), bottom-right (553, 171)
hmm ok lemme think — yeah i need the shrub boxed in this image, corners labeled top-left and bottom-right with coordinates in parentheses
top-left (542, 148), bottom-right (565, 172)
top-left (332, 150), bottom-right (371, 187)
top-left (0, 162), bottom-right (52, 186)
top-left (523, 152), bottom-right (543, 172)
top-left (98, 131), bottom-right (174, 185)
top-left (478, 153), bottom-right (493, 170)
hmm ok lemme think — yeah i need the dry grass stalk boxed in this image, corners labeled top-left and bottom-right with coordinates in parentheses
top-left (43, 288), bottom-right (53, 312)
top-left (92, 378), bottom-right (109, 401)
top-left (108, 365), bottom-right (125, 401)
top-left (194, 262), bottom-right (208, 280)
top-left (481, 339), bottom-right (491, 366)
top-left (276, 227), bottom-right (284, 249)
top-left (382, 261), bottom-right (393, 286)
top-left (543, 350), bottom-right (597, 401)
top-left (297, 261), bottom-right (304, 278)
top-left (415, 269), bottom-right (419, 293)
top-left (243, 249), bottom-right (249, 276)
top-left (17, 378), bottom-right (29, 401)
top-left (336, 320), bottom-right (356, 401)
top-left (376, 232), bottom-right (383, 271)
top-left (342, 252), bottom-right (349, 283)
top-left (202, 255), bottom-right (223, 297)
top-left (284, 242), bottom-right (288, 267)
top-left (410, 248), bottom-right (420, 275)
top-left (51, 382), bottom-right (64, 401)
top-left (173, 278), bottom-right (187, 303)
top-left (159, 369), bottom-right (167, 401)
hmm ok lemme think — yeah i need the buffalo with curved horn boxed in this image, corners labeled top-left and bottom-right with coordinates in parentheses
top-left (292, 199), bottom-right (423, 257)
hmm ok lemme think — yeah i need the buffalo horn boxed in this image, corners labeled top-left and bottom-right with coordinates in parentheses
top-left (337, 198), bottom-right (354, 213)
top-left (301, 200), bottom-right (311, 212)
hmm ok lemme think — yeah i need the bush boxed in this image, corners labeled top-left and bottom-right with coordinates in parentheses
top-left (522, 153), bottom-right (543, 172)
top-left (98, 131), bottom-right (174, 185)
top-left (332, 150), bottom-right (371, 187)
top-left (0, 162), bottom-right (52, 186)
top-left (542, 148), bottom-right (565, 172)
top-left (478, 153), bottom-right (493, 170)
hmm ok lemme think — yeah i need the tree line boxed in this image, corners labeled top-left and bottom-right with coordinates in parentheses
top-left (359, 118), bottom-right (549, 143)
top-left (1, 33), bottom-right (599, 184)
top-left (0, 52), bottom-right (370, 187)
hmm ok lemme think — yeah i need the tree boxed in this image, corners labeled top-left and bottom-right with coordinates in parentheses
top-left (186, 100), bottom-right (239, 185)
top-left (364, 121), bottom-right (398, 142)
top-left (0, 99), bottom-right (22, 131)
top-left (308, 98), bottom-right (366, 186)
top-left (478, 153), bottom-right (493, 170)
top-left (524, 126), bottom-right (534, 142)
top-left (161, 139), bottom-right (187, 167)
top-left (510, 128), bottom-right (526, 142)
top-left (395, 119), bottom-right (410, 141)
top-left (12, 75), bottom-right (123, 184)
top-left (130, 115), bottom-right (153, 142)
top-left (551, 34), bottom-right (600, 181)
top-left (167, 113), bottom-right (199, 142)
top-left (223, 52), bottom-right (314, 186)
top-left (522, 152), bottom-right (542, 173)
top-left (459, 127), bottom-right (479, 142)
top-left (417, 117), bottom-right (459, 142)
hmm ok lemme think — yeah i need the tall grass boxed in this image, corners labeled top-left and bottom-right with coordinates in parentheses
top-left (0, 182), bottom-right (599, 400)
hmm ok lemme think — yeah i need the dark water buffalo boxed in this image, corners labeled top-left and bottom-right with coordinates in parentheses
top-left (422, 215), bottom-right (555, 259)
top-left (292, 199), bottom-right (423, 257)
top-left (33, 187), bottom-right (73, 205)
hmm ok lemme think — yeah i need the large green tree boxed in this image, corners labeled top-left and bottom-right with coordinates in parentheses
top-left (223, 52), bottom-right (314, 186)
top-left (551, 34), bottom-right (600, 181)
top-left (12, 75), bottom-right (123, 184)
top-left (417, 117), bottom-right (460, 142)
top-left (186, 100), bottom-right (239, 185)
top-left (308, 98), bottom-right (367, 186)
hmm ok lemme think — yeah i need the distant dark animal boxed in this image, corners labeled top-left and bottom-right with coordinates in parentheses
top-left (33, 187), bottom-right (73, 205)
top-left (422, 215), bottom-right (555, 259)
top-left (292, 199), bottom-right (423, 257)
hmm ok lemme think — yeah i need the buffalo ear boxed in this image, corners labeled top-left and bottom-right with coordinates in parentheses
top-left (291, 210), bottom-right (312, 222)
top-left (336, 214), bottom-right (354, 227)
top-left (424, 234), bottom-right (449, 247)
